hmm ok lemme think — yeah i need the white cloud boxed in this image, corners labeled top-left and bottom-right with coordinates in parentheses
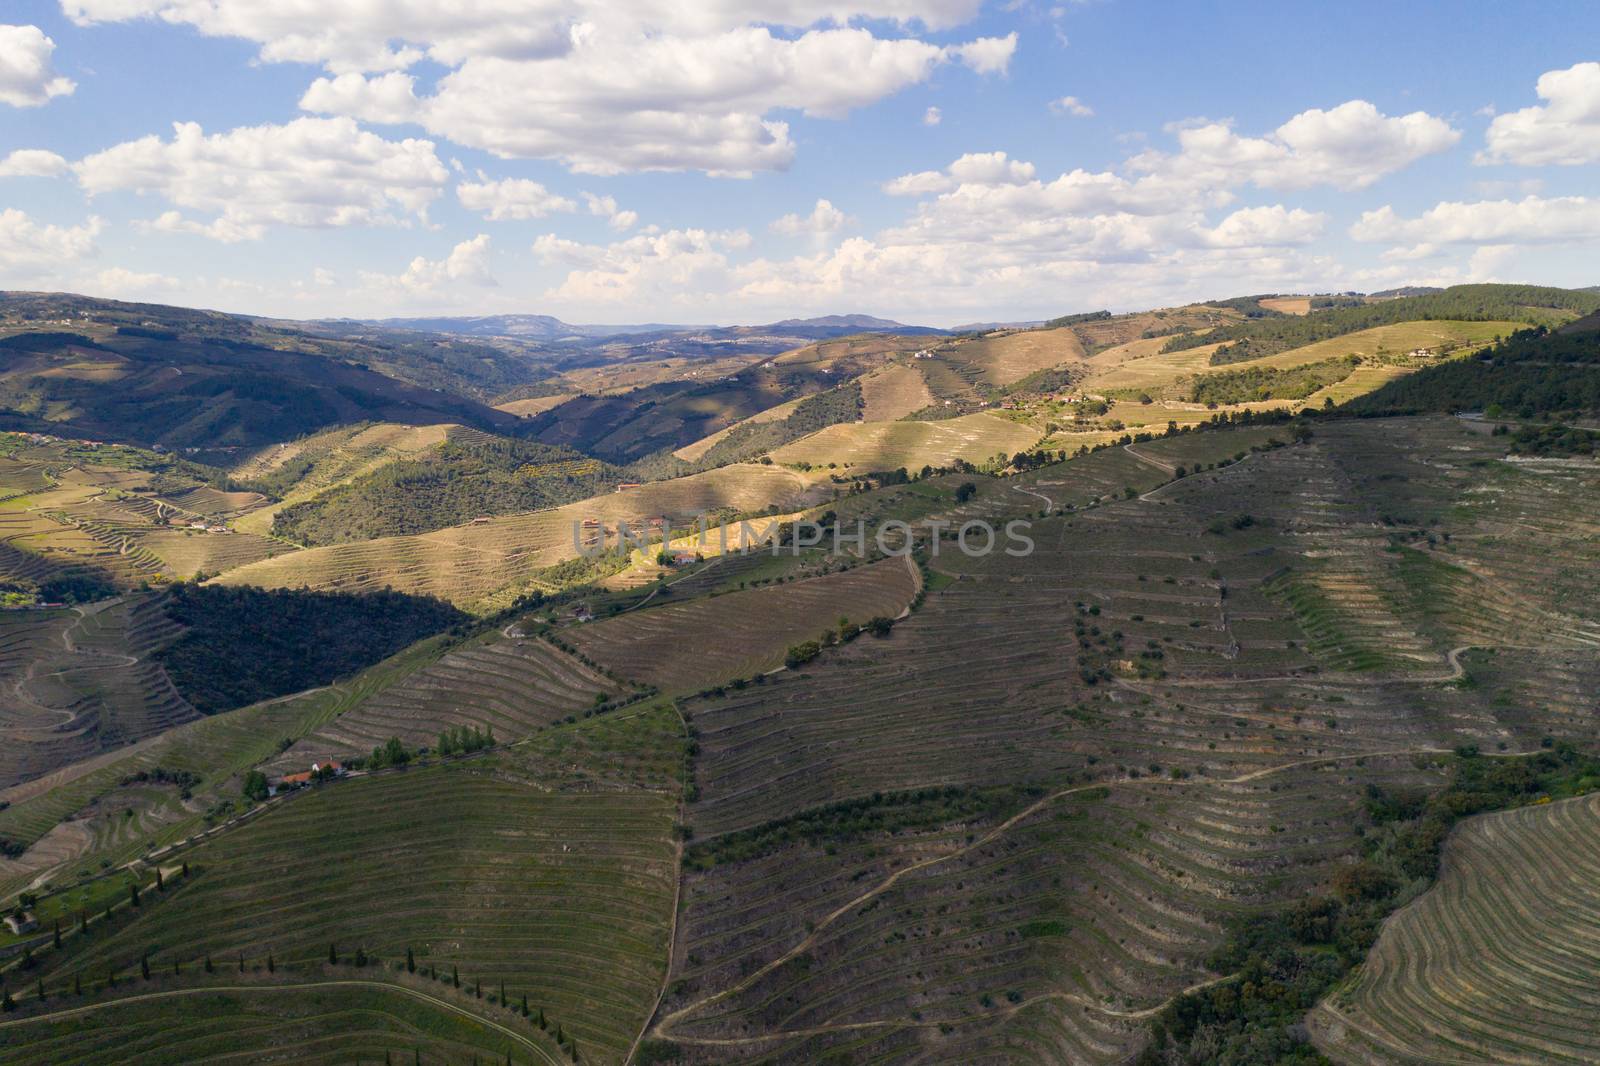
top-left (535, 226), bottom-right (750, 307)
top-left (1480, 62), bottom-right (1600, 166)
top-left (73, 3), bottom-right (1009, 174)
top-left (364, 233), bottom-right (498, 295)
top-left (1203, 205), bottom-right (1326, 247)
top-left (0, 209), bottom-right (101, 275)
top-left (75, 118), bottom-right (449, 241)
top-left (1050, 95), bottom-right (1093, 117)
top-left (303, 27), bottom-right (1016, 175)
top-left (1133, 100), bottom-right (1460, 191)
top-left (952, 32), bottom-right (1017, 75)
top-left (298, 71), bottom-right (422, 124)
top-left (772, 198), bottom-right (850, 236)
top-left (1352, 196), bottom-right (1600, 246)
top-left (62, 2), bottom-right (990, 70)
top-left (0, 24), bottom-right (75, 108)
top-left (923, 105), bottom-right (942, 126)
top-left (457, 176), bottom-right (576, 220)
top-left (582, 192), bottom-right (637, 230)
top-left (0, 148), bottom-right (70, 177)
top-left (84, 266), bottom-right (180, 298)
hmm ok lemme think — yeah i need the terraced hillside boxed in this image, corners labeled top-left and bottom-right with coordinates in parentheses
top-left (567, 556), bottom-right (920, 693)
top-left (0, 984), bottom-right (561, 1065)
top-left (213, 463), bottom-right (829, 609)
top-left (15, 712), bottom-right (680, 1066)
top-left (1312, 792), bottom-right (1600, 1065)
top-left (0, 637), bottom-right (446, 902)
top-left (632, 416), bottom-right (1600, 1063)
top-left (269, 630), bottom-right (626, 769)
top-left (0, 596), bottom-right (200, 790)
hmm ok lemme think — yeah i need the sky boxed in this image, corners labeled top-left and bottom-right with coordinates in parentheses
top-left (0, 1), bottom-right (1597, 326)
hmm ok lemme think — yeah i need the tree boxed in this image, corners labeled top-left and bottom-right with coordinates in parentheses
top-left (406, 946), bottom-right (416, 973)
top-left (181, 862), bottom-right (189, 878)
top-left (156, 867), bottom-right (165, 891)
top-left (954, 481), bottom-right (977, 503)
top-left (329, 943), bottom-right (338, 965)
top-left (53, 919), bottom-right (61, 949)
top-left (267, 953), bottom-right (274, 973)
top-left (141, 953), bottom-right (150, 980)
top-left (242, 770), bottom-right (270, 804)
top-left (174, 958), bottom-right (181, 976)
top-left (238, 953), bottom-right (245, 973)
top-left (130, 883), bottom-right (141, 908)
top-left (204, 955), bottom-right (214, 974)
top-left (452, 964), bottom-right (460, 989)
top-left (354, 946), bottom-right (367, 967)
top-left (521, 993), bottom-right (529, 1017)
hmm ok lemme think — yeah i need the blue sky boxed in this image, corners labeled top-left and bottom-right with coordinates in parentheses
top-left (1, 1), bottom-right (1597, 324)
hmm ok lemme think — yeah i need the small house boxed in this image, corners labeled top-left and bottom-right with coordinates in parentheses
top-left (4, 912), bottom-right (39, 935)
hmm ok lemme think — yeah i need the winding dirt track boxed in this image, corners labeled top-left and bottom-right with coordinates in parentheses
top-left (650, 743), bottom-right (1531, 1047)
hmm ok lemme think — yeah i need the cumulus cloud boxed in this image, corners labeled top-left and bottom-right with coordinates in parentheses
top-left (73, 3), bottom-right (1008, 174)
top-left (303, 27), bottom-right (1016, 174)
top-left (1133, 100), bottom-right (1460, 191)
top-left (1050, 95), bottom-right (1093, 117)
top-left (84, 266), bottom-right (180, 298)
top-left (75, 117), bottom-right (449, 241)
top-left (0, 209), bottom-right (101, 274)
top-left (457, 176), bottom-right (576, 220)
top-left (0, 148), bottom-right (70, 177)
top-left (1203, 205), bottom-right (1326, 247)
top-left (884, 150), bottom-right (1038, 195)
top-left (364, 234), bottom-right (498, 295)
top-left (1351, 196), bottom-right (1600, 246)
top-left (772, 198), bottom-right (850, 236)
top-left (1480, 62), bottom-right (1600, 166)
top-left (923, 105), bottom-right (942, 126)
top-left (582, 192), bottom-right (637, 231)
top-left (0, 24), bottom-right (75, 107)
top-left (535, 226), bottom-right (751, 306)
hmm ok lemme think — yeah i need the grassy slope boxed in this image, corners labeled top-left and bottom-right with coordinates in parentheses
top-left (213, 464), bottom-right (829, 610)
top-left (770, 412), bottom-right (1041, 470)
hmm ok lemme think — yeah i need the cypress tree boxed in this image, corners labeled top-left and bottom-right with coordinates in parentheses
top-left (156, 867), bottom-right (165, 891)
top-left (53, 918), bottom-right (61, 949)
top-left (329, 943), bottom-right (338, 965)
top-left (238, 953), bottom-right (245, 973)
top-left (174, 958), bottom-right (180, 976)
top-left (452, 964), bottom-right (459, 989)
top-left (267, 952), bottom-right (275, 973)
top-left (499, 981), bottom-right (505, 1006)
top-left (521, 993), bottom-right (528, 1017)
top-left (474, 977), bottom-right (481, 998)
top-left (204, 955), bottom-right (214, 974)
top-left (406, 946), bottom-right (415, 974)
top-left (79, 910), bottom-right (87, 934)
top-left (141, 953), bottom-right (150, 980)
top-left (130, 883), bottom-right (140, 908)
top-left (182, 862), bottom-right (190, 878)
top-left (35, 979), bottom-right (44, 1002)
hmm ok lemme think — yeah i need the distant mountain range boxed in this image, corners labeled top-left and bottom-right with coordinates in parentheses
top-left (353, 313), bottom-right (944, 344)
